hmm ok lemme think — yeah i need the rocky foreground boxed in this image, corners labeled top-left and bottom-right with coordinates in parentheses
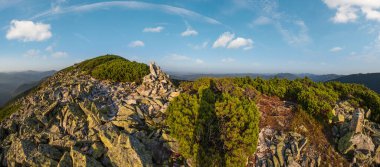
top-left (0, 63), bottom-right (180, 166)
top-left (252, 99), bottom-right (380, 167)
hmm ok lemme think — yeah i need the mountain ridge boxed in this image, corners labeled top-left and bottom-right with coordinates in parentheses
top-left (1, 55), bottom-right (380, 166)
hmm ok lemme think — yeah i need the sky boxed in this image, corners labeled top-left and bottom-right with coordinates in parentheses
top-left (0, 0), bottom-right (380, 74)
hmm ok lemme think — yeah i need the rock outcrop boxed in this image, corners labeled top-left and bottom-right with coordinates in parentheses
top-left (332, 101), bottom-right (380, 166)
top-left (253, 127), bottom-right (316, 167)
top-left (0, 62), bottom-right (180, 166)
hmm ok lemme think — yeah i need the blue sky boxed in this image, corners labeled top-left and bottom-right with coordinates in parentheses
top-left (0, 0), bottom-right (380, 74)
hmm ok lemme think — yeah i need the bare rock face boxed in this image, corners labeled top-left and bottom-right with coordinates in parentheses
top-left (253, 127), bottom-right (313, 167)
top-left (0, 62), bottom-right (181, 166)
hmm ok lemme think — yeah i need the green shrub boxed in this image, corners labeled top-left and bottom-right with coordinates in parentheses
top-left (77, 54), bottom-right (125, 72)
top-left (166, 79), bottom-right (260, 166)
top-left (75, 55), bottom-right (149, 83)
top-left (91, 59), bottom-right (149, 83)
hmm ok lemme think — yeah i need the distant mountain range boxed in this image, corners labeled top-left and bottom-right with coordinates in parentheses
top-left (0, 70), bottom-right (56, 106)
top-left (330, 73), bottom-right (380, 93)
top-left (169, 72), bottom-right (343, 82)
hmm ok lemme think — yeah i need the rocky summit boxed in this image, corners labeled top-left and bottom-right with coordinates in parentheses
top-left (0, 61), bottom-right (180, 166)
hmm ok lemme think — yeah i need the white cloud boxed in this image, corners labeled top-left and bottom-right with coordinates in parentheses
top-left (213, 32), bottom-right (254, 50)
top-left (323, 0), bottom-right (380, 23)
top-left (227, 37), bottom-right (253, 50)
top-left (330, 47), bottom-right (343, 52)
top-left (221, 58), bottom-right (235, 63)
top-left (181, 27), bottom-right (198, 36)
top-left (195, 59), bottom-right (204, 64)
top-left (33, 1), bottom-right (221, 24)
top-left (362, 7), bottom-right (380, 21)
top-left (51, 51), bottom-right (68, 58)
top-left (129, 40), bottom-right (145, 47)
top-left (6, 20), bottom-right (52, 42)
top-left (332, 6), bottom-right (358, 23)
top-left (24, 49), bottom-right (41, 58)
top-left (213, 32), bottom-right (235, 48)
top-left (143, 26), bottom-right (164, 33)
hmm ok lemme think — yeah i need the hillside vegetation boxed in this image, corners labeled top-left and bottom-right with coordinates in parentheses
top-left (232, 77), bottom-right (380, 122)
top-left (166, 76), bottom-right (380, 166)
top-left (166, 78), bottom-right (260, 166)
top-left (76, 55), bottom-right (150, 83)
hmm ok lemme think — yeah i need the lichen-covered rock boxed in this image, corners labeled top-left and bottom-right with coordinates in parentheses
top-left (70, 149), bottom-right (103, 167)
top-left (338, 132), bottom-right (355, 154)
top-left (57, 152), bottom-right (72, 167)
top-left (5, 139), bottom-right (36, 164)
top-left (338, 132), bottom-right (374, 154)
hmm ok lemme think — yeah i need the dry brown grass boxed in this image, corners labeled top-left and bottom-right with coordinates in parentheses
top-left (290, 108), bottom-right (349, 166)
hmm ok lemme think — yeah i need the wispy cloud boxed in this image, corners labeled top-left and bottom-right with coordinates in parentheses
top-left (274, 20), bottom-right (311, 46)
top-left (221, 58), bottom-right (235, 63)
top-left (250, 1), bottom-right (311, 46)
top-left (188, 41), bottom-right (208, 50)
top-left (181, 27), bottom-right (198, 37)
top-left (143, 26), bottom-right (164, 33)
top-left (195, 59), bottom-right (204, 64)
top-left (349, 33), bottom-right (380, 62)
top-left (51, 51), bottom-right (68, 58)
top-left (166, 53), bottom-right (204, 65)
top-left (25, 44), bottom-right (69, 59)
top-left (330, 46), bottom-right (343, 52)
top-left (33, 1), bottom-right (221, 24)
top-left (24, 49), bottom-right (41, 58)
top-left (251, 16), bottom-right (272, 26)
top-left (128, 40), bottom-right (145, 47)
top-left (166, 54), bottom-right (191, 61)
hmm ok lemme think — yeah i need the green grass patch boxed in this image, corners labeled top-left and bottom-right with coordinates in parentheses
top-left (0, 103), bottom-right (20, 121)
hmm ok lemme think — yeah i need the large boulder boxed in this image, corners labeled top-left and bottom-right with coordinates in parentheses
top-left (98, 124), bottom-right (153, 167)
top-left (338, 132), bottom-right (375, 154)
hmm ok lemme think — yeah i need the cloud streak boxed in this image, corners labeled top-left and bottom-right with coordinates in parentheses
top-left (143, 26), bottom-right (164, 33)
top-left (129, 40), bottom-right (145, 47)
top-left (33, 1), bottom-right (221, 24)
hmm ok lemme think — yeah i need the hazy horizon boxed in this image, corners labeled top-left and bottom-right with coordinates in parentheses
top-left (1, 0), bottom-right (380, 74)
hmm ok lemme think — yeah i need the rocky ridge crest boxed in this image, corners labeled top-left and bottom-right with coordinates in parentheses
top-left (0, 62), bottom-right (180, 166)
